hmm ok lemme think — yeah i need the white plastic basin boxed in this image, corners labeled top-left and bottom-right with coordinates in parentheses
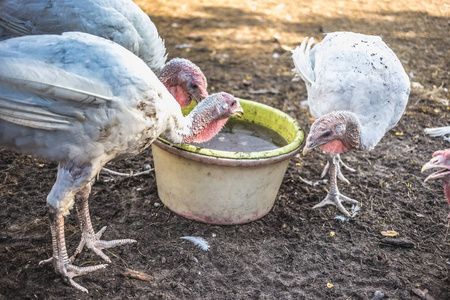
top-left (151, 99), bottom-right (304, 225)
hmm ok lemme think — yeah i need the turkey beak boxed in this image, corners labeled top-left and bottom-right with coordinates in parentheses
top-left (302, 145), bottom-right (311, 156)
top-left (193, 89), bottom-right (209, 104)
top-left (192, 91), bottom-right (207, 104)
top-left (421, 162), bottom-right (434, 175)
top-left (421, 156), bottom-right (450, 182)
top-left (302, 138), bottom-right (318, 156)
top-left (233, 103), bottom-right (244, 118)
top-left (191, 94), bottom-right (201, 104)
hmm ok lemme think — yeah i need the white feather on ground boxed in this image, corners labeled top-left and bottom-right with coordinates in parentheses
top-left (181, 236), bottom-right (210, 251)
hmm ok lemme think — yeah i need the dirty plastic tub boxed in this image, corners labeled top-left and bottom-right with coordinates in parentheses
top-left (151, 99), bottom-right (304, 225)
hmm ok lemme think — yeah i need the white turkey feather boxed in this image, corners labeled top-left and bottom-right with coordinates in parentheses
top-left (291, 37), bottom-right (316, 85)
top-left (181, 236), bottom-right (210, 251)
top-left (0, 57), bottom-right (115, 106)
top-left (0, 11), bottom-right (38, 37)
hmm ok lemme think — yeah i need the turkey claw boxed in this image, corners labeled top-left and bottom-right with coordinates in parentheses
top-left (62, 263), bottom-right (108, 293)
top-left (39, 257), bottom-right (107, 293)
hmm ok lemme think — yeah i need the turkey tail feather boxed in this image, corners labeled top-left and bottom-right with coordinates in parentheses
top-left (0, 13), bottom-right (36, 37)
top-left (291, 37), bottom-right (315, 85)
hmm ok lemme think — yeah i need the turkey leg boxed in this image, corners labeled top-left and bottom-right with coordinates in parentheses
top-left (313, 155), bottom-right (359, 216)
top-left (70, 182), bottom-right (136, 263)
top-left (320, 154), bottom-right (355, 184)
top-left (39, 207), bottom-right (108, 293)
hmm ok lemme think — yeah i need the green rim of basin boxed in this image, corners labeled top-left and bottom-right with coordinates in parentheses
top-left (157, 98), bottom-right (304, 159)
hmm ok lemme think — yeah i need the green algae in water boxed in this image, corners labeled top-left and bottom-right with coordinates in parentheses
top-left (191, 119), bottom-right (288, 152)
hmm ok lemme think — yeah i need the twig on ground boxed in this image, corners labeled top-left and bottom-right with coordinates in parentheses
top-left (379, 238), bottom-right (415, 248)
top-left (122, 268), bottom-right (153, 282)
top-left (412, 288), bottom-right (435, 300)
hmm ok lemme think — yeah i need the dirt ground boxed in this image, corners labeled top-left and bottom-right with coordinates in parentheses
top-left (1, 0), bottom-right (449, 299)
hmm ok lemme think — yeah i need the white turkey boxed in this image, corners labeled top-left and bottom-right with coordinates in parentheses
top-left (0, 32), bottom-right (243, 293)
top-left (292, 32), bottom-right (410, 216)
top-left (0, 0), bottom-right (208, 107)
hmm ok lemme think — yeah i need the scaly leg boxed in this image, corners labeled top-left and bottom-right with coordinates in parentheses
top-left (70, 182), bottom-right (136, 263)
top-left (313, 155), bottom-right (359, 216)
top-left (40, 207), bottom-right (107, 293)
top-left (320, 154), bottom-right (355, 184)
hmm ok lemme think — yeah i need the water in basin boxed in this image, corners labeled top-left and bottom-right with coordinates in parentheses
top-left (191, 119), bottom-right (288, 152)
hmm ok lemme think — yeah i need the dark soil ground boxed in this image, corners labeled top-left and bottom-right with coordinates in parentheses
top-left (1, 0), bottom-right (449, 299)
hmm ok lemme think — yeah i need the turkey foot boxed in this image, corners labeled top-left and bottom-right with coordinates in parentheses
top-left (39, 210), bottom-right (108, 293)
top-left (71, 185), bottom-right (136, 263)
top-left (320, 154), bottom-right (355, 184)
top-left (70, 225), bottom-right (136, 263)
top-left (313, 190), bottom-right (359, 217)
top-left (314, 155), bottom-right (359, 216)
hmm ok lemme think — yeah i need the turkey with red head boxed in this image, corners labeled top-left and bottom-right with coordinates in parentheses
top-left (0, 32), bottom-right (243, 293)
top-left (292, 32), bottom-right (410, 216)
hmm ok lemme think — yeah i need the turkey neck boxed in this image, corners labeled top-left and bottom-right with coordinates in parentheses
top-left (328, 111), bottom-right (362, 151)
top-left (343, 111), bottom-right (362, 151)
top-left (160, 94), bottom-right (230, 145)
top-left (181, 97), bottom-right (228, 144)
